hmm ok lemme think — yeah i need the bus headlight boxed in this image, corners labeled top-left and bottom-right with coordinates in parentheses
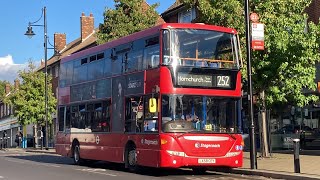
top-left (225, 152), bottom-right (241, 157)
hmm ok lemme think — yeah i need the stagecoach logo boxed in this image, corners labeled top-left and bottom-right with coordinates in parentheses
top-left (96, 136), bottom-right (100, 144)
top-left (128, 79), bottom-right (142, 89)
top-left (141, 139), bottom-right (158, 145)
top-left (195, 142), bottom-right (220, 148)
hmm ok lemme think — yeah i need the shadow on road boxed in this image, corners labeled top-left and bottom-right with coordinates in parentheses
top-left (74, 161), bottom-right (228, 177)
top-left (7, 154), bottom-right (74, 165)
top-left (6, 154), bottom-right (232, 178)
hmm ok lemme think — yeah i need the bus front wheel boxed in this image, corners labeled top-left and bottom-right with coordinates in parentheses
top-left (127, 147), bottom-right (138, 172)
top-left (192, 167), bottom-right (207, 174)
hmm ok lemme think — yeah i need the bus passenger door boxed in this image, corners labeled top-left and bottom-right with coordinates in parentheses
top-left (125, 96), bottom-right (144, 133)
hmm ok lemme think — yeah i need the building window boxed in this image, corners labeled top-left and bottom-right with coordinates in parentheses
top-left (55, 65), bottom-right (59, 78)
top-left (52, 66), bottom-right (56, 77)
top-left (178, 7), bottom-right (196, 23)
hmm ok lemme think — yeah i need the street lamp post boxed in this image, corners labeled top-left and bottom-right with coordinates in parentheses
top-left (24, 6), bottom-right (49, 150)
top-left (244, 0), bottom-right (257, 169)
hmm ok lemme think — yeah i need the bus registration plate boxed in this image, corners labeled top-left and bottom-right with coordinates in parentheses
top-left (198, 158), bottom-right (216, 164)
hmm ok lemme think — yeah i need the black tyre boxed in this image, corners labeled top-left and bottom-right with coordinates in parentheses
top-left (192, 167), bottom-right (207, 174)
top-left (127, 147), bottom-right (139, 172)
top-left (73, 144), bottom-right (83, 165)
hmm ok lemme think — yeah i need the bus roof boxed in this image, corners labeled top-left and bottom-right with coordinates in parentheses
top-left (61, 23), bottom-right (238, 64)
top-left (162, 23), bottom-right (237, 34)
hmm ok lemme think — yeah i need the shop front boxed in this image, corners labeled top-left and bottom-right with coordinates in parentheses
top-left (0, 117), bottom-right (20, 148)
top-left (270, 105), bottom-right (320, 150)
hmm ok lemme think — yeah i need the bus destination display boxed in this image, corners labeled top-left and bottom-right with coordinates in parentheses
top-left (177, 73), bottom-right (231, 88)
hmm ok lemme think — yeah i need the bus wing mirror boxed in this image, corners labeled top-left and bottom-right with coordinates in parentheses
top-left (237, 34), bottom-right (243, 68)
top-left (149, 98), bottom-right (157, 113)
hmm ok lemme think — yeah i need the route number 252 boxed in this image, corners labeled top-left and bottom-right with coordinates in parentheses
top-left (217, 76), bottom-right (230, 87)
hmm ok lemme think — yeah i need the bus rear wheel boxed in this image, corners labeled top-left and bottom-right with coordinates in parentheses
top-left (73, 144), bottom-right (83, 165)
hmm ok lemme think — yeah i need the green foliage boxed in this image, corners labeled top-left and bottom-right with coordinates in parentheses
top-left (97, 0), bottom-right (160, 44)
top-left (183, 0), bottom-right (320, 107)
top-left (4, 61), bottom-right (57, 126)
top-left (182, 0), bottom-right (244, 33)
top-left (251, 0), bottom-right (320, 107)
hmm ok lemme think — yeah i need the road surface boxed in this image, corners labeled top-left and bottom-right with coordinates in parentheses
top-left (0, 149), bottom-right (277, 180)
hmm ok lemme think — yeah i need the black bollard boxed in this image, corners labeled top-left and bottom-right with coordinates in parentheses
top-left (0, 138), bottom-right (2, 149)
top-left (3, 137), bottom-right (6, 149)
top-left (293, 138), bottom-right (300, 173)
top-left (7, 137), bottom-right (10, 148)
top-left (40, 137), bottom-right (43, 150)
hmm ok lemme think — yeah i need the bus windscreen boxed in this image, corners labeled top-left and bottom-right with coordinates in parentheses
top-left (162, 29), bottom-right (240, 69)
top-left (161, 95), bottom-right (240, 133)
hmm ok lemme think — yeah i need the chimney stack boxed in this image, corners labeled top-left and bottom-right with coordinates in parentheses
top-left (54, 33), bottom-right (66, 53)
top-left (40, 59), bottom-right (44, 67)
top-left (14, 79), bottom-right (20, 90)
top-left (81, 12), bottom-right (94, 42)
top-left (5, 84), bottom-right (10, 94)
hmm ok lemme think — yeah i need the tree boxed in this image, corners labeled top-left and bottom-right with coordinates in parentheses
top-left (97, 0), bottom-right (160, 44)
top-left (182, 0), bottom-right (320, 156)
top-left (4, 61), bottom-right (57, 126)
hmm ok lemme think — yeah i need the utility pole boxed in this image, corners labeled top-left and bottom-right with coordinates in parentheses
top-left (24, 6), bottom-right (49, 150)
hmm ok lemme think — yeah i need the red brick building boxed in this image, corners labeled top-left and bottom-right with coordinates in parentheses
top-left (39, 12), bottom-right (98, 99)
top-left (305, 0), bottom-right (320, 24)
top-left (0, 80), bottom-right (19, 148)
top-left (162, 0), bottom-right (320, 25)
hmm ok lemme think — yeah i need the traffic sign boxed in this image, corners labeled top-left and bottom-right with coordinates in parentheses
top-left (251, 23), bottom-right (264, 50)
top-left (250, 13), bottom-right (259, 22)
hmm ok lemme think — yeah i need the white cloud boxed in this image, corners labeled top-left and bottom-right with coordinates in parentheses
top-left (0, 55), bottom-right (27, 82)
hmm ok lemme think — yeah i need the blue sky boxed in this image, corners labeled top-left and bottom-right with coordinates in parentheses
top-left (0, 0), bottom-right (173, 82)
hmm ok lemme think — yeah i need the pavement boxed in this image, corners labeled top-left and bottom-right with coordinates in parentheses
top-left (1, 147), bottom-right (320, 179)
top-left (0, 147), bottom-right (56, 154)
top-left (218, 151), bottom-right (320, 180)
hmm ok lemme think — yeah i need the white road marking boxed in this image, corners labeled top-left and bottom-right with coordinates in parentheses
top-left (76, 168), bottom-right (117, 176)
top-left (0, 176), bottom-right (3, 178)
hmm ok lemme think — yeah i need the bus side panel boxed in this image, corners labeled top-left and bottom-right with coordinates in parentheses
top-left (73, 133), bottom-right (125, 163)
top-left (71, 133), bottom-right (96, 160)
top-left (55, 133), bottom-right (63, 156)
top-left (55, 132), bottom-right (72, 157)
top-left (134, 134), bottom-right (160, 167)
top-left (145, 68), bottom-right (160, 94)
top-left (98, 134), bottom-right (126, 163)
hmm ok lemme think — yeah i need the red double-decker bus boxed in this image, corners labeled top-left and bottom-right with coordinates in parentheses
top-left (56, 23), bottom-right (243, 173)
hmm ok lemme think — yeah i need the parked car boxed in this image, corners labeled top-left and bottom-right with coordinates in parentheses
top-left (274, 124), bottom-right (312, 134)
top-left (274, 124), bottom-right (315, 142)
